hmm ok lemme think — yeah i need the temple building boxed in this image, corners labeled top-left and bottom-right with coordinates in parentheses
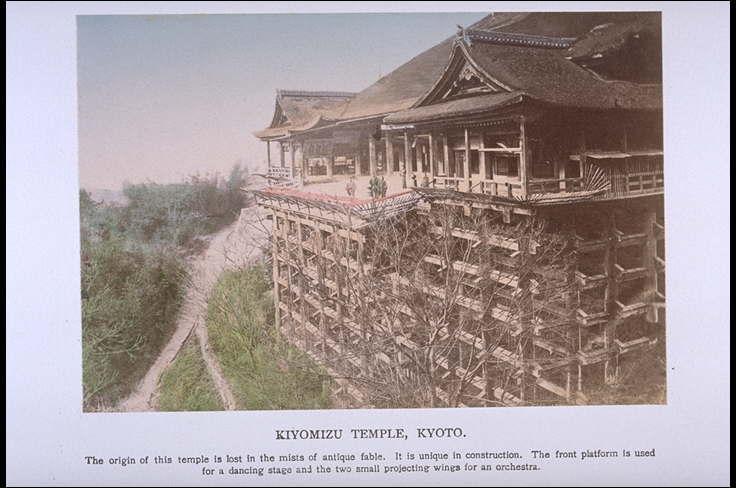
top-left (254, 90), bottom-right (356, 180)
top-left (252, 12), bottom-right (665, 407)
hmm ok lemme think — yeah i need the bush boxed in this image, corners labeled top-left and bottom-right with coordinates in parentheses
top-left (81, 236), bottom-right (186, 409)
top-left (368, 176), bottom-right (388, 198)
top-left (121, 166), bottom-right (248, 248)
top-left (207, 266), bottom-right (330, 410)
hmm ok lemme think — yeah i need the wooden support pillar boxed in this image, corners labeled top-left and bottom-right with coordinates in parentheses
top-left (357, 238), bottom-right (365, 277)
top-left (577, 129), bottom-right (587, 179)
top-left (295, 221), bottom-right (306, 265)
top-left (577, 363), bottom-right (583, 392)
top-left (463, 128), bottom-right (471, 192)
top-left (519, 117), bottom-right (529, 197)
top-left (428, 345), bottom-right (438, 407)
top-left (298, 285), bottom-right (308, 352)
top-left (312, 222), bottom-right (330, 362)
top-left (428, 132), bottom-right (435, 180)
top-left (368, 135), bottom-right (377, 177)
top-left (385, 135), bottom-right (394, 176)
top-left (298, 143), bottom-right (306, 186)
top-left (479, 131), bottom-right (489, 193)
top-left (355, 152), bottom-right (363, 177)
top-left (443, 134), bottom-right (451, 186)
top-left (289, 140), bottom-right (296, 179)
top-left (281, 222), bottom-right (295, 340)
top-left (295, 142), bottom-right (303, 182)
top-left (266, 140), bottom-right (272, 168)
top-left (271, 212), bottom-right (281, 330)
top-left (644, 206), bottom-right (659, 323)
top-left (604, 211), bottom-right (618, 385)
top-left (604, 346), bottom-right (617, 386)
top-left (518, 372), bottom-right (525, 403)
top-left (279, 142), bottom-right (285, 168)
top-left (482, 329), bottom-right (491, 404)
top-left (327, 156), bottom-right (334, 178)
top-left (402, 131), bottom-right (410, 189)
top-left (605, 212), bottom-right (618, 313)
top-left (517, 232), bottom-right (534, 402)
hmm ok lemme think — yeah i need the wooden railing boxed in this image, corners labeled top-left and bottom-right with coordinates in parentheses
top-left (433, 175), bottom-right (525, 198)
top-left (607, 162), bottom-right (664, 197)
top-left (475, 180), bottom-right (524, 198)
top-left (527, 178), bottom-right (584, 194)
top-left (526, 156), bottom-right (663, 200)
top-left (268, 166), bottom-right (292, 179)
top-left (438, 175), bottom-right (463, 191)
top-left (420, 155), bottom-right (663, 201)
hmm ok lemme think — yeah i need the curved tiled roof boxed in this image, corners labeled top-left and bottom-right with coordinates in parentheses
top-left (255, 12), bottom-right (662, 138)
top-left (487, 11), bottom-right (656, 38)
top-left (335, 12), bottom-right (660, 123)
top-left (566, 15), bottom-right (661, 61)
top-left (384, 34), bottom-right (661, 125)
top-left (466, 39), bottom-right (661, 110)
top-left (335, 39), bottom-right (456, 121)
top-left (254, 90), bottom-right (355, 140)
top-left (384, 92), bottom-right (524, 125)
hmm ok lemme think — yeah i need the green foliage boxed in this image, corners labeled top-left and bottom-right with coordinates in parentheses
top-left (80, 164), bottom-right (248, 410)
top-left (121, 167), bottom-right (248, 248)
top-left (81, 236), bottom-right (186, 409)
top-left (158, 340), bottom-right (223, 412)
top-left (368, 176), bottom-right (388, 198)
top-left (207, 266), bottom-right (331, 410)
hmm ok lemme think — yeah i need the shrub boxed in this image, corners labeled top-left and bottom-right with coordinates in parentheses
top-left (120, 165), bottom-right (249, 249)
top-left (81, 236), bottom-right (186, 409)
top-left (368, 176), bottom-right (388, 198)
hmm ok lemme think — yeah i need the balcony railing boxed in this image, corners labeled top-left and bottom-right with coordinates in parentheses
top-left (268, 166), bottom-right (293, 179)
top-left (413, 153), bottom-right (663, 202)
top-left (527, 178), bottom-right (585, 194)
top-left (432, 175), bottom-right (525, 198)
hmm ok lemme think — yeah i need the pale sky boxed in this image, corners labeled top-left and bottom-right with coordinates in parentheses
top-left (77, 12), bottom-right (485, 190)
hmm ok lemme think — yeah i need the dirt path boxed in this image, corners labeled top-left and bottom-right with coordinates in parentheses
top-left (117, 206), bottom-right (268, 412)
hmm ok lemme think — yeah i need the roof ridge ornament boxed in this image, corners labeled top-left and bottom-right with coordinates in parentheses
top-left (276, 89), bottom-right (356, 99)
top-left (463, 28), bottom-right (577, 49)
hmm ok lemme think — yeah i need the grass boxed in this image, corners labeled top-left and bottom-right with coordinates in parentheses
top-left (207, 266), bottom-right (331, 410)
top-left (158, 339), bottom-right (223, 411)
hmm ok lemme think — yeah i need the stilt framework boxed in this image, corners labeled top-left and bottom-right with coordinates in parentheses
top-left (254, 187), bottom-right (665, 408)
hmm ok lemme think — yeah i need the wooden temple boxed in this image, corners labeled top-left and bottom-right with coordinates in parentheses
top-left (252, 12), bottom-right (665, 407)
top-left (254, 90), bottom-right (356, 181)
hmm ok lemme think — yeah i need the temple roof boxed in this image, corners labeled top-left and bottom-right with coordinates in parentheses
top-left (254, 90), bottom-right (355, 140)
top-left (255, 12), bottom-right (662, 137)
top-left (336, 12), bottom-right (660, 123)
top-left (384, 14), bottom-right (661, 125)
top-left (464, 35), bottom-right (661, 109)
top-left (333, 40), bottom-right (456, 121)
top-left (484, 11), bottom-right (657, 38)
top-left (383, 92), bottom-right (523, 125)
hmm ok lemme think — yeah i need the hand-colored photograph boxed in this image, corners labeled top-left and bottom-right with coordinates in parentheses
top-left (78, 11), bottom-right (666, 412)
